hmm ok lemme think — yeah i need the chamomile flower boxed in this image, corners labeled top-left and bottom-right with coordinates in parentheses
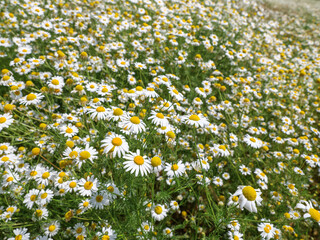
top-left (296, 200), bottom-right (320, 225)
top-left (257, 222), bottom-right (276, 240)
top-left (101, 132), bottom-right (129, 158)
top-left (164, 161), bottom-right (186, 177)
top-left (0, 113), bottom-right (14, 131)
top-left (148, 110), bottom-right (170, 127)
top-left (44, 221), bottom-right (60, 237)
top-left (8, 228), bottom-right (30, 240)
top-left (243, 134), bottom-right (263, 148)
top-left (119, 116), bottom-right (146, 134)
top-left (233, 185), bottom-right (263, 213)
top-left (152, 204), bottom-right (168, 221)
top-left (78, 175), bottom-right (99, 196)
top-left (181, 113), bottom-right (210, 128)
top-left (87, 105), bottom-right (109, 120)
top-left (90, 191), bottom-right (110, 209)
top-left (19, 93), bottom-right (44, 106)
top-left (123, 150), bottom-right (152, 176)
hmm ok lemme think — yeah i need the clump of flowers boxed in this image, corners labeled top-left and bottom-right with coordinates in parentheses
top-left (0, 0), bottom-right (319, 239)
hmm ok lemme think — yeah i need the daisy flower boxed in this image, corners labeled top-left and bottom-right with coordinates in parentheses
top-left (151, 204), bottom-right (168, 221)
top-left (239, 164), bottom-right (251, 175)
top-left (78, 175), bottom-right (99, 196)
top-left (44, 221), bottom-right (60, 237)
top-left (164, 160), bottom-right (186, 177)
top-left (181, 113), bottom-right (210, 128)
top-left (257, 222), bottom-right (276, 240)
top-left (0, 113), bottom-right (14, 131)
top-left (60, 124), bottom-right (78, 138)
top-left (233, 185), bottom-right (263, 213)
top-left (101, 132), bottom-right (129, 158)
top-left (106, 107), bottom-right (127, 122)
top-left (90, 191), bottom-right (110, 209)
top-left (48, 76), bottom-right (64, 89)
top-left (19, 93), bottom-right (44, 106)
top-left (148, 110), bottom-right (170, 127)
top-left (296, 200), bottom-right (320, 225)
top-left (99, 226), bottom-right (117, 240)
top-left (119, 116), bottom-right (146, 134)
top-left (76, 145), bottom-right (98, 168)
top-left (87, 105), bottom-right (109, 120)
top-left (8, 228), bottom-right (30, 240)
top-left (123, 149), bottom-right (151, 177)
top-left (243, 134), bottom-right (263, 148)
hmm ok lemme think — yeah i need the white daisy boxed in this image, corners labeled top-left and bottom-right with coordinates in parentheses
top-left (78, 175), bottom-right (99, 196)
top-left (0, 113), bottom-right (14, 131)
top-left (119, 116), bottom-right (146, 134)
top-left (123, 149), bottom-right (151, 177)
top-left (44, 220), bottom-right (60, 237)
top-left (181, 113), bottom-right (210, 128)
top-left (19, 93), bottom-right (44, 106)
top-left (233, 185), bottom-right (263, 213)
top-left (148, 110), bottom-right (170, 127)
top-left (101, 132), bottom-right (129, 158)
top-left (8, 228), bottom-right (30, 240)
top-left (164, 161), bottom-right (186, 177)
top-left (87, 105), bottom-right (109, 120)
top-left (151, 204), bottom-right (168, 221)
top-left (257, 222), bottom-right (276, 240)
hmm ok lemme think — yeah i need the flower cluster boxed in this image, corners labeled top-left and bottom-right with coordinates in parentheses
top-left (0, 0), bottom-right (319, 239)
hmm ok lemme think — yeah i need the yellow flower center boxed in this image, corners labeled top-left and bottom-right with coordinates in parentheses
top-left (134, 156), bottom-right (144, 165)
top-left (112, 137), bottom-right (122, 146)
top-left (166, 131), bottom-right (176, 139)
top-left (189, 115), bottom-right (200, 121)
top-left (26, 93), bottom-right (37, 101)
top-left (151, 157), bottom-right (161, 167)
top-left (155, 206), bottom-right (163, 214)
top-left (0, 117), bottom-right (6, 123)
top-left (96, 106), bottom-right (105, 112)
top-left (130, 116), bottom-right (140, 124)
top-left (264, 224), bottom-right (272, 233)
top-left (80, 151), bottom-right (91, 160)
top-left (42, 172), bottom-right (50, 179)
top-left (76, 227), bottom-right (83, 234)
top-left (69, 151), bottom-right (78, 158)
top-left (156, 113), bottom-right (164, 119)
top-left (242, 186), bottom-right (257, 201)
top-left (51, 79), bottom-right (59, 85)
top-left (41, 193), bottom-right (48, 199)
top-left (144, 225), bottom-right (150, 230)
top-left (219, 145), bottom-right (226, 151)
top-left (66, 127), bottom-right (73, 133)
top-left (309, 208), bottom-right (320, 222)
top-left (250, 138), bottom-right (256, 143)
top-left (69, 182), bottom-right (77, 188)
top-left (234, 236), bottom-right (239, 240)
top-left (102, 235), bottom-right (110, 240)
top-left (113, 108), bottom-right (123, 116)
top-left (96, 195), bottom-right (103, 202)
top-left (7, 207), bottom-right (15, 212)
top-left (30, 194), bottom-right (37, 202)
top-left (15, 235), bottom-right (22, 240)
top-left (171, 164), bottom-right (179, 171)
top-left (7, 176), bottom-right (14, 182)
top-left (1, 156), bottom-right (9, 162)
top-left (35, 209), bottom-right (43, 217)
top-left (84, 181), bottom-right (93, 190)
top-left (49, 225), bottom-right (56, 232)
top-left (107, 186), bottom-right (114, 193)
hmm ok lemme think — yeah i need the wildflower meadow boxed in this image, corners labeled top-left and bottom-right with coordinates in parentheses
top-left (0, 0), bottom-right (320, 239)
